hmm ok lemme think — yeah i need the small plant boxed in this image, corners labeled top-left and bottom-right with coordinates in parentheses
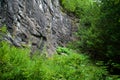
top-left (56, 47), bottom-right (72, 55)
top-left (0, 25), bottom-right (7, 33)
top-left (0, 25), bottom-right (7, 40)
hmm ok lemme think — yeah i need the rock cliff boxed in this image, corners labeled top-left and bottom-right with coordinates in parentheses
top-left (0, 0), bottom-right (75, 56)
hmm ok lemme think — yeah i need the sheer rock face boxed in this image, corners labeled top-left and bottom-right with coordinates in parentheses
top-left (0, 0), bottom-right (74, 55)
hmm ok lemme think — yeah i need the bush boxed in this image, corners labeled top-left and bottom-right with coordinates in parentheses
top-left (61, 0), bottom-right (94, 17)
top-left (56, 47), bottom-right (72, 55)
top-left (61, 0), bottom-right (120, 77)
top-left (61, 0), bottom-right (76, 12)
top-left (0, 41), bottom-right (108, 80)
top-left (41, 52), bottom-right (107, 80)
top-left (0, 41), bottom-right (31, 79)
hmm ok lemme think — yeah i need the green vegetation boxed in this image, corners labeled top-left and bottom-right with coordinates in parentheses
top-left (0, 0), bottom-right (120, 80)
top-left (0, 41), bottom-right (109, 80)
top-left (61, 0), bottom-right (120, 77)
top-left (0, 41), bottom-right (31, 79)
top-left (0, 25), bottom-right (7, 33)
top-left (0, 25), bottom-right (7, 39)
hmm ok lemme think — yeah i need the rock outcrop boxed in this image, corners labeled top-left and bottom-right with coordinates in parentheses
top-left (0, 0), bottom-right (75, 56)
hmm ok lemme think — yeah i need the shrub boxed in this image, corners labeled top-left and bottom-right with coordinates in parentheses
top-left (43, 47), bottom-right (108, 80)
top-left (0, 42), bottom-right (108, 80)
top-left (60, 0), bottom-right (120, 77)
top-left (61, 0), bottom-right (76, 12)
top-left (56, 46), bottom-right (72, 55)
top-left (61, 0), bottom-right (94, 17)
top-left (0, 41), bottom-right (30, 79)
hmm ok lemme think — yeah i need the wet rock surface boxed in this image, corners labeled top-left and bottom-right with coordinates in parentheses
top-left (0, 0), bottom-right (75, 55)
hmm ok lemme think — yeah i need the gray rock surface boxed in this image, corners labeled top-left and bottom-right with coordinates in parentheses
top-left (0, 0), bottom-right (76, 56)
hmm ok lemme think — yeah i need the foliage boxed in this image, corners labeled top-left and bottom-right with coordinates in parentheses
top-left (0, 25), bottom-right (7, 39)
top-left (99, 0), bottom-right (120, 60)
top-left (61, 0), bottom-right (94, 17)
top-left (56, 46), bottom-right (73, 55)
top-left (0, 41), bottom-right (31, 79)
top-left (61, 0), bottom-right (120, 76)
top-left (61, 0), bottom-right (101, 54)
top-left (0, 0), bottom-right (120, 79)
top-left (0, 25), bottom-right (7, 33)
top-left (75, 0), bottom-right (120, 68)
top-left (61, 0), bottom-right (76, 12)
top-left (0, 41), bottom-right (108, 80)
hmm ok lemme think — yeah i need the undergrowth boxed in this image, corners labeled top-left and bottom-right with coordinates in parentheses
top-left (0, 41), bottom-right (110, 80)
top-left (0, 10), bottom-right (119, 80)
